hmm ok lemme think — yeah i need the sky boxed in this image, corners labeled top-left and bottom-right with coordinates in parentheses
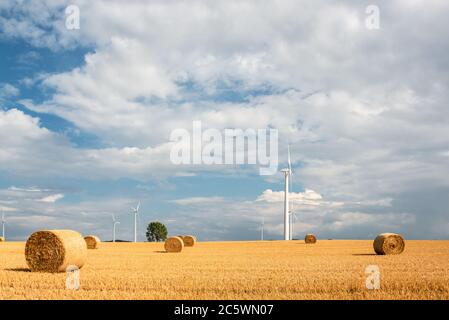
top-left (1, 0), bottom-right (449, 241)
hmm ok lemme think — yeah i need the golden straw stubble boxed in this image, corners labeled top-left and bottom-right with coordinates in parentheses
top-left (25, 230), bottom-right (87, 273)
top-left (305, 234), bottom-right (317, 244)
top-left (165, 236), bottom-right (184, 253)
top-left (373, 233), bottom-right (405, 255)
top-left (84, 235), bottom-right (101, 249)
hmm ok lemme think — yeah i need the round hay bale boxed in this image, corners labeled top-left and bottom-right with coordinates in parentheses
top-left (305, 233), bottom-right (317, 244)
top-left (84, 235), bottom-right (101, 249)
top-left (373, 233), bottom-right (405, 255)
top-left (164, 236), bottom-right (184, 253)
top-left (25, 230), bottom-right (87, 273)
top-left (182, 235), bottom-right (196, 247)
top-left (0, 236), bottom-right (5, 242)
top-left (177, 235), bottom-right (197, 247)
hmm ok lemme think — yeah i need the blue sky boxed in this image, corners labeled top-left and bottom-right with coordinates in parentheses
top-left (1, 0), bottom-right (449, 241)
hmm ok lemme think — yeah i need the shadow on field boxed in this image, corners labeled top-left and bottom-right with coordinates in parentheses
top-left (352, 253), bottom-right (377, 256)
top-left (5, 268), bottom-right (31, 272)
top-left (154, 251), bottom-right (168, 253)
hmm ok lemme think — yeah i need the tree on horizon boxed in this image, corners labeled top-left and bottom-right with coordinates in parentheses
top-left (146, 221), bottom-right (168, 242)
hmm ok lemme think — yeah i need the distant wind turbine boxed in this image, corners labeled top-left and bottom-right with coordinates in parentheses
top-left (260, 217), bottom-right (264, 241)
top-left (112, 214), bottom-right (120, 242)
top-left (287, 145), bottom-right (297, 240)
top-left (131, 202), bottom-right (140, 243)
top-left (280, 144), bottom-right (292, 240)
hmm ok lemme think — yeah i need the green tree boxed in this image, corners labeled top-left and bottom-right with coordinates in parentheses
top-left (146, 221), bottom-right (168, 242)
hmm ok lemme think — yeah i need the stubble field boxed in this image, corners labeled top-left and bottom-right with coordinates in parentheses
top-left (1, 240), bottom-right (449, 300)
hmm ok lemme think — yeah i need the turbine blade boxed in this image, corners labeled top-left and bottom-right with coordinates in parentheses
top-left (136, 201), bottom-right (140, 212)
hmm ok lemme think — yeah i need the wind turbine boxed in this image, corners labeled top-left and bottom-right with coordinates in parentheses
top-left (280, 144), bottom-right (292, 240)
top-left (131, 202), bottom-right (140, 243)
top-left (1, 209), bottom-right (5, 240)
top-left (287, 146), bottom-right (299, 240)
top-left (112, 214), bottom-right (120, 242)
top-left (260, 217), bottom-right (264, 241)
top-left (287, 145), bottom-right (296, 240)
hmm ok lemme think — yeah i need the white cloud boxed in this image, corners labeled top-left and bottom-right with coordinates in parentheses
top-left (38, 193), bottom-right (64, 203)
top-left (256, 188), bottom-right (348, 210)
top-left (354, 198), bottom-right (393, 207)
top-left (257, 189), bottom-right (323, 204)
top-left (0, 83), bottom-right (19, 98)
top-left (0, 205), bottom-right (17, 212)
top-left (1, 185), bottom-right (62, 205)
top-left (325, 211), bottom-right (415, 233)
top-left (0, 108), bottom-right (180, 179)
top-left (8, 186), bottom-right (45, 192)
top-left (172, 196), bottom-right (225, 206)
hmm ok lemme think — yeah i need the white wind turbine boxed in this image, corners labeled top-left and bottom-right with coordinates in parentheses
top-left (280, 144), bottom-right (292, 240)
top-left (287, 145), bottom-right (297, 240)
top-left (260, 217), bottom-right (264, 241)
top-left (112, 214), bottom-right (120, 242)
top-left (131, 202), bottom-right (140, 243)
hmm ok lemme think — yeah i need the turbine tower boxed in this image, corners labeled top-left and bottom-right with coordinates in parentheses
top-left (290, 211), bottom-right (298, 240)
top-left (287, 145), bottom-right (297, 240)
top-left (281, 169), bottom-right (290, 240)
top-left (281, 145), bottom-right (292, 240)
top-left (131, 202), bottom-right (140, 243)
top-left (112, 214), bottom-right (120, 242)
top-left (260, 217), bottom-right (264, 241)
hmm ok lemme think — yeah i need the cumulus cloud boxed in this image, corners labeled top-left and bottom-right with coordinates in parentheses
top-left (257, 189), bottom-right (324, 204)
top-left (0, 108), bottom-right (180, 179)
top-left (1, 0), bottom-right (449, 239)
top-left (38, 193), bottom-right (64, 203)
top-left (12, 0), bottom-right (449, 199)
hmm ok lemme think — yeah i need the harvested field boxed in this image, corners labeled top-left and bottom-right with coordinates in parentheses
top-left (1, 240), bottom-right (449, 300)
